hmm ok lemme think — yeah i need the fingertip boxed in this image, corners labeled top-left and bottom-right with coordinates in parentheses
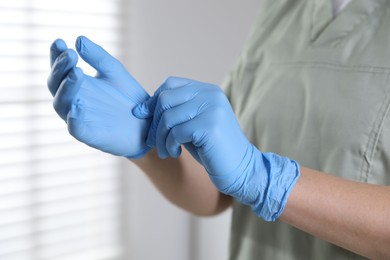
top-left (145, 135), bottom-right (155, 148)
top-left (51, 39), bottom-right (67, 52)
top-left (145, 126), bottom-right (157, 148)
top-left (132, 102), bottom-right (153, 119)
top-left (169, 146), bottom-right (182, 158)
top-left (131, 105), bottom-right (141, 118)
top-left (50, 38), bottom-right (68, 66)
top-left (75, 35), bottom-right (120, 75)
top-left (51, 49), bottom-right (78, 71)
top-left (167, 130), bottom-right (183, 158)
top-left (76, 35), bottom-right (97, 57)
top-left (56, 49), bottom-right (78, 69)
top-left (157, 150), bottom-right (169, 160)
top-left (75, 35), bottom-right (87, 53)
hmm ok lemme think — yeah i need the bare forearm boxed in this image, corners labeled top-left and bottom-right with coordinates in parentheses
top-left (281, 167), bottom-right (390, 259)
top-left (131, 148), bottom-right (232, 216)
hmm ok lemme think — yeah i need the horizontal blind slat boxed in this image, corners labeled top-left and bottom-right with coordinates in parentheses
top-left (39, 234), bottom-right (121, 260)
top-left (0, 230), bottom-right (120, 257)
top-left (0, 213), bottom-right (120, 242)
top-left (0, 202), bottom-right (120, 227)
top-left (0, 171), bottom-right (119, 199)
top-left (44, 247), bottom-right (121, 260)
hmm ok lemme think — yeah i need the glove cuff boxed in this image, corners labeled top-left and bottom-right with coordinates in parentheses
top-left (221, 145), bottom-right (300, 222)
top-left (254, 152), bottom-right (300, 221)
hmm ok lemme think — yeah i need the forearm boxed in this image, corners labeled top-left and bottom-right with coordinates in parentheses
top-left (281, 167), bottom-right (390, 259)
top-left (131, 148), bottom-right (232, 216)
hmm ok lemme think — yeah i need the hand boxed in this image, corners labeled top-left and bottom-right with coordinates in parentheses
top-left (47, 36), bottom-right (151, 158)
top-left (134, 77), bottom-right (300, 221)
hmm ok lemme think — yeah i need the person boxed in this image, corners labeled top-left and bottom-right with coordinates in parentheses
top-left (47, 0), bottom-right (390, 259)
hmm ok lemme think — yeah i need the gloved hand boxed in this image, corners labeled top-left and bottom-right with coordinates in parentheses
top-left (47, 36), bottom-right (151, 158)
top-left (133, 77), bottom-right (300, 221)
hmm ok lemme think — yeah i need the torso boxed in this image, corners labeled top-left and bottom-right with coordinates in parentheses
top-left (224, 0), bottom-right (390, 259)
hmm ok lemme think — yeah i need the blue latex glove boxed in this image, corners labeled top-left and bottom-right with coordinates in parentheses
top-left (47, 36), bottom-right (151, 158)
top-left (133, 77), bottom-right (300, 221)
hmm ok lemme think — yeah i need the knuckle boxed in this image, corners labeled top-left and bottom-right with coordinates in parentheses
top-left (67, 49), bottom-right (78, 63)
top-left (67, 119), bottom-right (84, 140)
top-left (209, 92), bottom-right (230, 115)
top-left (66, 104), bottom-right (85, 136)
top-left (158, 90), bottom-right (171, 109)
top-left (162, 76), bottom-right (184, 91)
top-left (47, 77), bottom-right (55, 93)
top-left (52, 98), bottom-right (61, 114)
top-left (170, 126), bottom-right (178, 137)
top-left (53, 97), bottom-right (68, 119)
top-left (160, 111), bottom-right (174, 132)
top-left (213, 88), bottom-right (228, 102)
top-left (164, 76), bottom-right (177, 86)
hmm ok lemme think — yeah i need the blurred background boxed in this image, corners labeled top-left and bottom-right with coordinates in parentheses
top-left (0, 0), bottom-right (262, 259)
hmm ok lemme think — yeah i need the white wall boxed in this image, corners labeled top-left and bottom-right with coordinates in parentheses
top-left (122, 1), bottom-right (263, 259)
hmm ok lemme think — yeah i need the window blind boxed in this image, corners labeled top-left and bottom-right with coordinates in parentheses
top-left (0, 0), bottom-right (126, 259)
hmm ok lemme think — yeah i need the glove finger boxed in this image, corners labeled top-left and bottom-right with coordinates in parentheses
top-left (50, 39), bottom-right (68, 67)
top-left (133, 76), bottom-right (194, 119)
top-left (76, 35), bottom-right (124, 77)
top-left (165, 119), bottom-right (202, 159)
top-left (132, 95), bottom-right (156, 119)
top-left (155, 100), bottom-right (200, 158)
top-left (161, 76), bottom-right (194, 90)
top-left (53, 67), bottom-right (84, 121)
top-left (75, 35), bottom-right (151, 102)
top-left (146, 83), bottom-right (199, 147)
top-left (47, 49), bottom-right (78, 97)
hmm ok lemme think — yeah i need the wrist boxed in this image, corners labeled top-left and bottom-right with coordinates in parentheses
top-left (214, 144), bottom-right (300, 222)
top-left (252, 151), bottom-right (300, 221)
top-left (207, 142), bottom-right (254, 192)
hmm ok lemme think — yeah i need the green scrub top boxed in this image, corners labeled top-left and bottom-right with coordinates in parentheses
top-left (223, 0), bottom-right (390, 259)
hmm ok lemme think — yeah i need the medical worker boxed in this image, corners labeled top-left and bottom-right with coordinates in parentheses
top-left (47, 0), bottom-right (390, 259)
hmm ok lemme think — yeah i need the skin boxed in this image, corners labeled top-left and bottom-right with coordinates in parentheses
top-left (133, 148), bottom-right (232, 216)
top-left (132, 148), bottom-right (390, 259)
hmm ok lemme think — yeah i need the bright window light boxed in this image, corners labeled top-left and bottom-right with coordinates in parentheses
top-left (0, 0), bottom-right (126, 259)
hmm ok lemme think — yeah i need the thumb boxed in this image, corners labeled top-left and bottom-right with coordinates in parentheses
top-left (132, 95), bottom-right (157, 119)
top-left (75, 35), bottom-right (124, 76)
top-left (133, 76), bottom-right (195, 119)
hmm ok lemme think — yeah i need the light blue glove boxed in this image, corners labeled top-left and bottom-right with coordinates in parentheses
top-left (133, 77), bottom-right (300, 221)
top-left (47, 36), bottom-right (151, 158)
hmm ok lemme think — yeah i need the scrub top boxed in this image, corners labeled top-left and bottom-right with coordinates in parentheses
top-left (223, 0), bottom-right (390, 259)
